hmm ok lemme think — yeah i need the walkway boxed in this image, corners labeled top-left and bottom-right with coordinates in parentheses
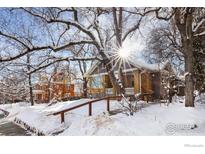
top-left (0, 113), bottom-right (31, 136)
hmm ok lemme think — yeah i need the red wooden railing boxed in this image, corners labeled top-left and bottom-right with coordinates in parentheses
top-left (52, 95), bottom-right (125, 123)
top-left (51, 93), bottom-right (155, 123)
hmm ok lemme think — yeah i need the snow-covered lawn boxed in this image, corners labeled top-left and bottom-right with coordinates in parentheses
top-left (0, 95), bottom-right (205, 136)
top-left (0, 99), bottom-right (120, 135)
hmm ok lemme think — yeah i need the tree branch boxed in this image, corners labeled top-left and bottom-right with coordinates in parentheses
top-left (0, 31), bottom-right (29, 48)
top-left (27, 56), bottom-right (101, 74)
top-left (122, 16), bottom-right (143, 41)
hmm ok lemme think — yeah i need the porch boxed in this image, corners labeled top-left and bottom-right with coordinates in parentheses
top-left (88, 71), bottom-right (160, 100)
top-left (105, 87), bottom-right (135, 95)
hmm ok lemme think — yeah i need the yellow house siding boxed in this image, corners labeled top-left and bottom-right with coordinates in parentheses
top-left (141, 72), bottom-right (153, 94)
top-left (134, 70), bottom-right (140, 94)
top-left (148, 73), bottom-right (153, 93)
top-left (87, 70), bottom-right (154, 97)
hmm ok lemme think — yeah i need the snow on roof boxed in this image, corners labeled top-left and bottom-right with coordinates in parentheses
top-left (129, 58), bottom-right (169, 72)
top-left (84, 58), bottom-right (170, 77)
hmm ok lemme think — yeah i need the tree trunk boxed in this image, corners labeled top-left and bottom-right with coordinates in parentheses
top-left (99, 50), bottom-right (125, 95)
top-left (184, 42), bottom-right (194, 107)
top-left (27, 54), bottom-right (34, 106)
top-left (112, 7), bottom-right (125, 95)
top-left (175, 8), bottom-right (195, 107)
top-left (117, 68), bottom-right (125, 95)
top-left (83, 77), bottom-right (88, 98)
top-left (28, 74), bottom-right (34, 106)
top-left (47, 82), bottom-right (51, 103)
top-left (184, 10), bottom-right (195, 107)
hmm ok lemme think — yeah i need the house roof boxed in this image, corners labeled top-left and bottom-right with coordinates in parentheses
top-left (84, 57), bottom-right (170, 77)
top-left (129, 58), bottom-right (169, 72)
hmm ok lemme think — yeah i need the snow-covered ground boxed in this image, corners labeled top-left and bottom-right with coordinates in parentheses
top-left (0, 94), bottom-right (205, 136)
top-left (0, 110), bottom-right (3, 114)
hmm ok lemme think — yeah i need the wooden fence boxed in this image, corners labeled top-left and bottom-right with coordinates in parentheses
top-left (51, 93), bottom-right (153, 123)
top-left (52, 96), bottom-right (124, 123)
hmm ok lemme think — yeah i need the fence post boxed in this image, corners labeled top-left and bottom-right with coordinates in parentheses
top-left (61, 112), bottom-right (65, 123)
top-left (107, 97), bottom-right (110, 112)
top-left (89, 102), bottom-right (92, 116)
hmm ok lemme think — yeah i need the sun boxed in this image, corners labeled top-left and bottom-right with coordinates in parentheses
top-left (118, 47), bottom-right (131, 59)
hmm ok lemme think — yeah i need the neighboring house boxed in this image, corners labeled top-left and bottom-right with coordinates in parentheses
top-left (73, 80), bottom-right (84, 97)
top-left (33, 72), bottom-right (74, 103)
top-left (84, 59), bottom-right (174, 100)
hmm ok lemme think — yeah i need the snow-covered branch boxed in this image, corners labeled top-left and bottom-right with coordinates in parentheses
top-left (122, 17), bottom-right (142, 41)
top-left (193, 18), bottom-right (205, 33)
top-left (0, 31), bottom-right (30, 48)
top-left (27, 56), bottom-right (101, 74)
top-left (194, 31), bottom-right (205, 37)
top-left (22, 8), bottom-right (102, 50)
top-left (0, 40), bottom-right (96, 62)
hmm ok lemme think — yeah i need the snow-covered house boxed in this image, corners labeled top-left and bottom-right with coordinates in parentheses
top-left (33, 72), bottom-right (75, 103)
top-left (84, 60), bottom-right (174, 99)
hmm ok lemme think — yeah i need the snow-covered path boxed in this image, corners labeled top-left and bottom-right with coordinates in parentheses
top-left (0, 120), bottom-right (31, 136)
top-left (0, 113), bottom-right (30, 136)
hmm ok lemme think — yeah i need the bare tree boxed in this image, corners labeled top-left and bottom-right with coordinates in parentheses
top-left (0, 70), bottom-right (28, 103)
top-left (0, 8), bottom-right (148, 97)
top-left (173, 8), bottom-right (205, 107)
top-left (75, 46), bottom-right (92, 98)
top-left (26, 53), bottom-right (34, 105)
top-left (2, 7), bottom-right (203, 108)
top-left (152, 7), bottom-right (205, 107)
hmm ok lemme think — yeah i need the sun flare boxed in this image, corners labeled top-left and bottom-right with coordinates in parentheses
top-left (118, 47), bottom-right (131, 59)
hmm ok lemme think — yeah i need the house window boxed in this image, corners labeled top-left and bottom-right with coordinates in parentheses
top-left (131, 80), bottom-right (134, 87)
top-left (91, 76), bottom-right (103, 88)
top-left (124, 74), bottom-right (134, 88)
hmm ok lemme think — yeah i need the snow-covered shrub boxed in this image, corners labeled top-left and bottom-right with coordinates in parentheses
top-left (172, 95), bottom-right (185, 104)
top-left (47, 97), bottom-right (58, 106)
top-left (195, 93), bottom-right (205, 104)
top-left (119, 94), bottom-right (142, 116)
